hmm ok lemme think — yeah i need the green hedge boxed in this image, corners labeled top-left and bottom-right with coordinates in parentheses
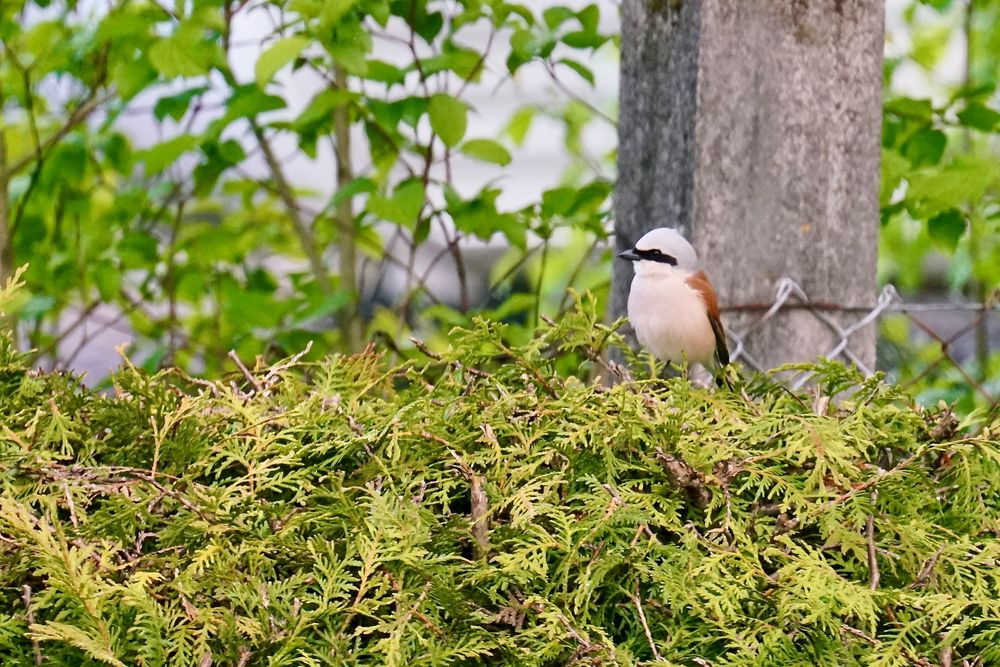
top-left (1, 301), bottom-right (999, 666)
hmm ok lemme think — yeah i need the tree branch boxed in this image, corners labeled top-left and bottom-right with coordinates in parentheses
top-left (333, 66), bottom-right (361, 350)
top-left (251, 122), bottom-right (332, 294)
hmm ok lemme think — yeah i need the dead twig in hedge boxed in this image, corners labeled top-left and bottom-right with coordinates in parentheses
top-left (22, 585), bottom-right (41, 665)
top-left (471, 474), bottom-right (489, 561)
top-left (913, 544), bottom-right (947, 589)
top-left (867, 490), bottom-right (880, 590)
top-left (262, 341), bottom-right (313, 389)
top-left (655, 448), bottom-right (711, 508)
top-left (410, 337), bottom-right (442, 360)
top-left (841, 623), bottom-right (879, 645)
top-left (229, 349), bottom-right (263, 394)
top-left (629, 584), bottom-right (662, 662)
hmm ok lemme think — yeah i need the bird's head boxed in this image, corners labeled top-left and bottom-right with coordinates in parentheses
top-left (617, 227), bottom-right (698, 276)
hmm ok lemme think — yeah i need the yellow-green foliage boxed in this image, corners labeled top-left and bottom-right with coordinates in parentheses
top-left (0, 303), bottom-right (998, 666)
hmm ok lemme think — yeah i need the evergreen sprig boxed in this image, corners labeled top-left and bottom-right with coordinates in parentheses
top-left (0, 297), bottom-right (998, 666)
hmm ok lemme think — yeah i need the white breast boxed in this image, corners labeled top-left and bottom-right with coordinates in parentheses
top-left (627, 273), bottom-right (717, 365)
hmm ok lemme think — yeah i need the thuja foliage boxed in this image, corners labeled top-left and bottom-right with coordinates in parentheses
top-left (2, 296), bottom-right (1000, 665)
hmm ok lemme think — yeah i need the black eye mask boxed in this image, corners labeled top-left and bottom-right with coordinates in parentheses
top-left (633, 248), bottom-right (678, 265)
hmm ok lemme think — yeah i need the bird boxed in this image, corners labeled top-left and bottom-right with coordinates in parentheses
top-left (617, 227), bottom-right (730, 370)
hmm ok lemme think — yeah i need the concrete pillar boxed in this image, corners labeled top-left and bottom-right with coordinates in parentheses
top-left (612, 0), bottom-right (884, 371)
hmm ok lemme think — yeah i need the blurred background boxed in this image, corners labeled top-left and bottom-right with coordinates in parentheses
top-left (0, 0), bottom-right (997, 413)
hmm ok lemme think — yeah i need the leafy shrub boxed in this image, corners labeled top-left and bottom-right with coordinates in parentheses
top-left (1, 295), bottom-right (999, 666)
top-left (0, 0), bottom-right (614, 372)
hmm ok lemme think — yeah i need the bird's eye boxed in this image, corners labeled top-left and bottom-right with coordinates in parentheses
top-left (647, 249), bottom-right (662, 256)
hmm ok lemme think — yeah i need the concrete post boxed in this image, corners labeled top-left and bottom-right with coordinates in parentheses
top-left (612, 0), bottom-right (884, 371)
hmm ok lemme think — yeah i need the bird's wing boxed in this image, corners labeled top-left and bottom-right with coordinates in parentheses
top-left (686, 271), bottom-right (730, 366)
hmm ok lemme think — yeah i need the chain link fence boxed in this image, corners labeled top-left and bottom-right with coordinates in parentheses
top-left (725, 277), bottom-right (999, 412)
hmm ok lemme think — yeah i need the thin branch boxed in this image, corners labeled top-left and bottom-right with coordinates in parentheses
top-left (3, 93), bottom-right (110, 179)
top-left (261, 340), bottom-right (314, 389)
top-left (866, 490), bottom-right (880, 590)
top-left (629, 585), bottom-right (662, 662)
top-left (333, 66), bottom-right (362, 350)
top-left (913, 544), bottom-right (947, 588)
top-left (229, 349), bottom-right (264, 394)
top-left (542, 59), bottom-right (616, 126)
top-left (251, 122), bottom-right (333, 295)
top-left (470, 473), bottom-right (489, 561)
top-left (21, 585), bottom-right (42, 665)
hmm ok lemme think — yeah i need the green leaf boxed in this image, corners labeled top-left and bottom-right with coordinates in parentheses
top-left (447, 186), bottom-right (524, 247)
top-left (290, 289), bottom-right (354, 326)
top-left (557, 58), bottom-right (594, 85)
top-left (906, 157), bottom-right (1000, 217)
top-left (901, 127), bottom-right (946, 167)
top-left (331, 177), bottom-right (376, 207)
top-left (956, 103), bottom-right (1000, 132)
top-left (421, 47), bottom-right (483, 80)
top-left (320, 0), bottom-right (357, 27)
top-left (255, 36), bottom-right (310, 88)
top-left (153, 87), bottom-right (208, 122)
top-left (884, 97), bottom-right (934, 120)
top-left (149, 34), bottom-right (214, 78)
top-left (460, 139), bottom-right (511, 166)
top-left (364, 59), bottom-right (406, 85)
top-left (428, 94), bottom-right (467, 147)
top-left (118, 231), bottom-right (159, 268)
top-left (880, 149), bottom-right (910, 207)
top-left (506, 107), bottom-right (535, 146)
top-left (96, 12), bottom-right (151, 42)
top-left (577, 4), bottom-right (600, 32)
top-left (112, 56), bottom-right (158, 101)
top-left (561, 30), bottom-right (606, 49)
top-left (367, 179), bottom-right (426, 227)
top-left (224, 85), bottom-right (286, 120)
top-left (927, 209), bottom-right (966, 252)
top-left (30, 622), bottom-right (126, 667)
top-left (542, 187), bottom-right (577, 217)
top-left (911, 21), bottom-right (953, 70)
top-left (543, 6), bottom-right (574, 30)
top-left (139, 135), bottom-right (199, 175)
top-left (412, 10), bottom-right (444, 43)
top-left (294, 88), bottom-right (358, 129)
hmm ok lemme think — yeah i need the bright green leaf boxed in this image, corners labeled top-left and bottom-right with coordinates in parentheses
top-left (255, 36), bottom-right (310, 88)
top-left (331, 177), bottom-right (376, 207)
top-left (906, 157), bottom-right (1000, 217)
top-left (460, 139), bottom-right (512, 166)
top-left (139, 135), bottom-right (199, 175)
top-left (507, 107), bottom-right (535, 146)
top-left (543, 6), bottom-right (574, 30)
top-left (428, 94), bottom-right (467, 147)
top-left (367, 179), bottom-right (426, 227)
top-left (149, 37), bottom-right (212, 78)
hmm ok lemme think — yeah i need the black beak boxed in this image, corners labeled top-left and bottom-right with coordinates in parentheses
top-left (617, 249), bottom-right (641, 261)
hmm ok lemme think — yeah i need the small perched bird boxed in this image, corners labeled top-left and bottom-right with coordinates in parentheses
top-left (617, 227), bottom-right (730, 369)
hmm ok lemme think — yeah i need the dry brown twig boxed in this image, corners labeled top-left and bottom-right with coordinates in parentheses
top-left (229, 349), bottom-right (263, 394)
top-left (867, 489), bottom-right (880, 590)
top-left (628, 585), bottom-right (663, 662)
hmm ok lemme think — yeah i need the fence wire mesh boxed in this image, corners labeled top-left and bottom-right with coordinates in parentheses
top-left (725, 277), bottom-right (999, 410)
